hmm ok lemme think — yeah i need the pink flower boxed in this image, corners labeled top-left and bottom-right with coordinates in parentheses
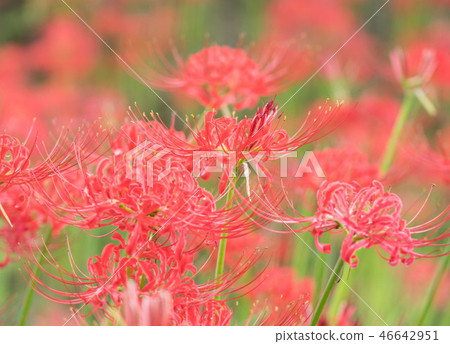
top-left (122, 281), bottom-right (172, 326)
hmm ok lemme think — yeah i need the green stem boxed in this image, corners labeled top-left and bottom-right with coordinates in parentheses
top-left (214, 184), bottom-right (235, 299)
top-left (310, 256), bottom-right (344, 326)
top-left (327, 262), bottom-right (351, 324)
top-left (19, 228), bottom-right (53, 326)
top-left (312, 251), bottom-right (326, 305)
top-left (380, 91), bottom-right (415, 175)
top-left (417, 255), bottom-right (450, 326)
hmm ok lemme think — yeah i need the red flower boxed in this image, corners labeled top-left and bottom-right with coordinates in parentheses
top-left (36, 156), bottom-right (220, 250)
top-left (0, 119), bottom-right (108, 188)
top-left (130, 100), bottom-right (341, 193)
top-left (266, 0), bottom-right (356, 45)
top-left (390, 48), bottom-right (438, 90)
top-left (248, 266), bottom-right (314, 325)
top-left (23, 231), bottom-right (263, 325)
top-left (390, 26), bottom-right (450, 103)
top-left (0, 186), bottom-right (38, 267)
top-left (0, 135), bottom-right (31, 183)
top-left (142, 45), bottom-right (308, 110)
top-left (29, 17), bottom-right (100, 79)
top-left (0, 45), bottom-right (29, 88)
top-left (310, 180), bottom-right (449, 268)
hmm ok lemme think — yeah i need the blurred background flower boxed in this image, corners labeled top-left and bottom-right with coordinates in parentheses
top-left (0, 0), bottom-right (448, 326)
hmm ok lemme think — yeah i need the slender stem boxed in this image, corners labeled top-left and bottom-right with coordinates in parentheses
top-left (214, 184), bottom-right (235, 299)
top-left (380, 91), bottom-right (415, 175)
top-left (19, 228), bottom-right (53, 326)
top-left (312, 252), bottom-right (326, 305)
top-left (214, 231), bottom-right (228, 279)
top-left (417, 255), bottom-right (450, 326)
top-left (327, 262), bottom-right (350, 324)
top-left (310, 256), bottom-right (344, 326)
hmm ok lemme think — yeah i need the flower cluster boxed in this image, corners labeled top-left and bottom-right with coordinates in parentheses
top-left (142, 44), bottom-right (309, 110)
top-left (0, 0), bottom-right (449, 327)
top-left (309, 180), bottom-right (449, 268)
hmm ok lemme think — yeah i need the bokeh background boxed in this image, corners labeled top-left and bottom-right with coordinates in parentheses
top-left (0, 0), bottom-right (449, 325)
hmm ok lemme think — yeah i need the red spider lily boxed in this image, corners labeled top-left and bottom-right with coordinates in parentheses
top-left (0, 135), bottom-right (31, 184)
top-left (390, 48), bottom-right (438, 90)
top-left (247, 266), bottom-right (314, 325)
top-left (30, 119), bottom-right (287, 261)
top-left (0, 45), bottom-right (29, 88)
top-left (244, 298), bottom-right (311, 326)
top-left (34, 157), bottom-right (217, 248)
top-left (141, 44), bottom-right (308, 110)
top-left (0, 126), bottom-right (104, 264)
top-left (0, 132), bottom-right (81, 229)
top-left (29, 17), bottom-right (100, 79)
top-left (0, 120), bottom-right (109, 189)
top-left (34, 151), bottom-right (267, 253)
top-left (0, 185), bottom-right (41, 267)
top-left (309, 180), bottom-right (449, 268)
top-left (0, 183), bottom-right (67, 269)
top-left (129, 100), bottom-right (341, 193)
top-left (390, 47), bottom-right (440, 115)
top-left (250, 266), bottom-right (314, 307)
top-left (22, 231), bottom-right (265, 325)
top-left (418, 23), bottom-right (450, 94)
top-left (266, 0), bottom-right (380, 84)
top-left (266, 0), bottom-right (356, 47)
top-left (94, 6), bottom-right (177, 58)
top-left (0, 121), bottom-right (110, 252)
top-left (175, 298), bottom-right (233, 326)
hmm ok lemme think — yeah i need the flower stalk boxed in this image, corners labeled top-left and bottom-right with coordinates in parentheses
top-left (310, 256), bottom-right (344, 326)
top-left (19, 228), bottom-right (53, 326)
top-left (417, 255), bottom-right (450, 326)
top-left (380, 90), bottom-right (416, 175)
top-left (214, 181), bottom-right (235, 299)
top-left (327, 262), bottom-right (351, 324)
